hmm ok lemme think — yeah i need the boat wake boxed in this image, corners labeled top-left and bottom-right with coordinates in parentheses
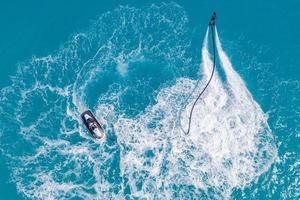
top-left (0, 3), bottom-right (277, 199)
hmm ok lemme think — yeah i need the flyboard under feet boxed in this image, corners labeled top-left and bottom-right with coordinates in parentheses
top-left (81, 110), bottom-right (105, 139)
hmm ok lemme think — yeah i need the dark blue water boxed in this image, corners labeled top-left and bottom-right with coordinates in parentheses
top-left (0, 1), bottom-right (299, 199)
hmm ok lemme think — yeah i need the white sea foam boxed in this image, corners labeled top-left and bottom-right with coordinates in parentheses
top-left (0, 3), bottom-right (277, 200)
top-left (111, 28), bottom-right (277, 199)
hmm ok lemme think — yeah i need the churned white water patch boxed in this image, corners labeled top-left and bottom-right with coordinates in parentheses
top-left (0, 3), bottom-right (196, 200)
top-left (113, 28), bottom-right (277, 199)
top-left (0, 3), bottom-right (277, 200)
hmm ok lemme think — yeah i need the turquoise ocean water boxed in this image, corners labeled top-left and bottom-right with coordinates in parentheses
top-left (0, 1), bottom-right (299, 199)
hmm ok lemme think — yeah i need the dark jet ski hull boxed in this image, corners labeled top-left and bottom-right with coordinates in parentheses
top-left (81, 110), bottom-right (105, 139)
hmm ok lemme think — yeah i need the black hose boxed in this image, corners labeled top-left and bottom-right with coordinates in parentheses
top-left (180, 25), bottom-right (216, 135)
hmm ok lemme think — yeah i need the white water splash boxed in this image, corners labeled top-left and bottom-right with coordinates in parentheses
top-left (0, 3), bottom-right (277, 199)
top-left (112, 28), bottom-right (277, 199)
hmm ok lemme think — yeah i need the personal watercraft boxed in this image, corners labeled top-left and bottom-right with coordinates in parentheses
top-left (81, 110), bottom-right (105, 139)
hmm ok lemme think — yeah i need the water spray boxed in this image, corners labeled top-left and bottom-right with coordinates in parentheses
top-left (180, 12), bottom-right (217, 135)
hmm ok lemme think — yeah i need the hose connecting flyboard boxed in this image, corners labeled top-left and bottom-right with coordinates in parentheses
top-left (180, 15), bottom-right (217, 135)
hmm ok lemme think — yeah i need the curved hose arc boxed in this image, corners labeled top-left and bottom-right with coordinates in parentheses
top-left (180, 25), bottom-right (216, 135)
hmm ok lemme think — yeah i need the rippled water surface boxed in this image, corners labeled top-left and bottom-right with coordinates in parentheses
top-left (0, 1), bottom-right (299, 199)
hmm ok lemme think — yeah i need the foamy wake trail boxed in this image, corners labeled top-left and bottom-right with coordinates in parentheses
top-left (215, 29), bottom-right (254, 101)
top-left (114, 27), bottom-right (277, 199)
top-left (180, 28), bottom-right (227, 134)
top-left (0, 3), bottom-right (278, 199)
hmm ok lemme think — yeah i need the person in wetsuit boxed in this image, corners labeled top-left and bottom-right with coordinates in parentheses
top-left (209, 12), bottom-right (217, 26)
